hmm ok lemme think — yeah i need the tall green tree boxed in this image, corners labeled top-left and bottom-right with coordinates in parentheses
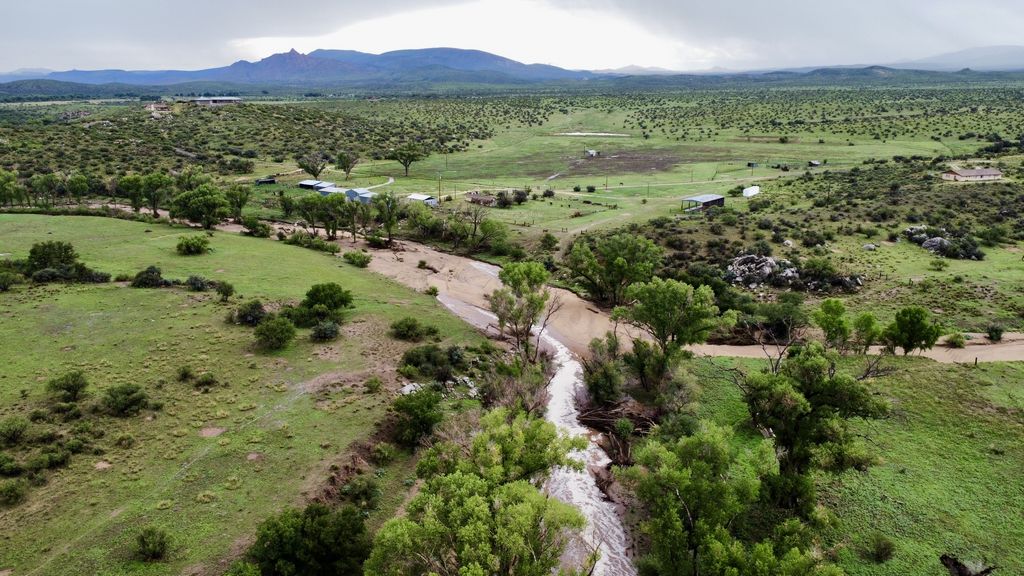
top-left (884, 306), bottom-right (942, 355)
top-left (117, 174), bottom-right (145, 212)
top-left (65, 173), bottom-right (90, 205)
top-left (175, 165), bottom-right (211, 192)
top-left (297, 194), bottom-right (323, 235)
top-left (297, 151), bottom-right (329, 180)
top-left (742, 342), bottom-right (887, 513)
top-left (488, 262), bottom-right (553, 362)
top-left (386, 143), bottom-right (427, 177)
top-left (373, 191), bottom-right (401, 245)
top-left (335, 149), bottom-right (359, 180)
top-left (224, 184), bottom-right (252, 223)
top-left (141, 172), bottom-right (174, 215)
top-left (565, 233), bottom-right (662, 306)
top-left (812, 298), bottom-right (851, 352)
top-left (29, 173), bottom-right (59, 207)
top-left (615, 278), bottom-right (733, 357)
top-left (171, 184), bottom-right (227, 229)
top-left (249, 503), bottom-right (370, 576)
top-left (0, 169), bottom-right (19, 206)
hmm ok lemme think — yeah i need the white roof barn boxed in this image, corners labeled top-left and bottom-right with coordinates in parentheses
top-left (407, 193), bottom-right (439, 207)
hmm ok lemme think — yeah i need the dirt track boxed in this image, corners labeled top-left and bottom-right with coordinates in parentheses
top-left (363, 241), bottom-right (1024, 364)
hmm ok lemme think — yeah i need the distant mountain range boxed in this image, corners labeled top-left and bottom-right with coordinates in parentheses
top-left (3, 45), bottom-right (1024, 99)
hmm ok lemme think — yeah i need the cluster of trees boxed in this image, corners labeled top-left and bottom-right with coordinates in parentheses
top-left (229, 283), bottom-right (353, 351)
top-left (0, 241), bottom-right (109, 288)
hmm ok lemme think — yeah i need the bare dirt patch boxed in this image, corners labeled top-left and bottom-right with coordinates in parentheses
top-left (199, 427), bottom-right (225, 438)
top-left (246, 452), bottom-right (264, 462)
top-left (94, 460), bottom-right (112, 471)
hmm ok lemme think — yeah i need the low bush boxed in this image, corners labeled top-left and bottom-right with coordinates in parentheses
top-left (46, 370), bottom-right (89, 402)
top-left (216, 281), bottom-right (235, 302)
top-left (249, 504), bottom-right (370, 576)
top-left (234, 300), bottom-right (267, 326)
top-left (389, 317), bottom-right (439, 342)
top-left (255, 317), bottom-right (296, 351)
top-left (130, 266), bottom-right (171, 288)
top-left (241, 216), bottom-right (272, 238)
top-left (194, 373), bottom-right (218, 390)
top-left (986, 324), bottom-right (1004, 342)
top-left (176, 235), bottom-right (210, 256)
top-left (0, 417), bottom-right (29, 446)
top-left (366, 235), bottom-right (388, 248)
top-left (0, 272), bottom-right (19, 292)
top-left (340, 475), bottom-right (381, 510)
top-left (310, 321), bottom-right (340, 342)
top-left (862, 532), bottom-right (896, 563)
top-left (370, 442), bottom-right (397, 465)
top-left (342, 251), bottom-right (372, 268)
top-left (364, 376), bottom-right (383, 394)
top-left (186, 275), bottom-right (211, 292)
top-left (136, 526), bottom-right (171, 561)
top-left (102, 384), bottom-right (149, 417)
top-left (0, 478), bottom-right (29, 506)
top-left (282, 231), bottom-right (340, 254)
top-left (392, 389), bottom-right (443, 446)
top-left (399, 344), bottom-right (460, 382)
top-left (946, 332), bottom-right (966, 348)
top-left (176, 365), bottom-right (194, 382)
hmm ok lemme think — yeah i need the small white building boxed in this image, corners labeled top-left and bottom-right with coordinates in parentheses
top-left (190, 96), bottom-right (242, 106)
top-left (585, 149), bottom-right (600, 158)
top-left (941, 168), bottom-right (1003, 182)
top-left (407, 193), bottom-right (439, 207)
top-left (314, 181), bottom-right (336, 191)
top-left (742, 186), bottom-right (761, 198)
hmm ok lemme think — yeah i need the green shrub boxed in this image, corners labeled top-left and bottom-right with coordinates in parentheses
top-left (862, 532), bottom-right (896, 563)
top-left (185, 275), bottom-right (210, 292)
top-left (102, 384), bottom-right (149, 417)
top-left (425, 286), bottom-right (439, 297)
top-left (0, 272), bottom-right (19, 292)
top-left (223, 561), bottom-right (260, 576)
top-left (310, 321), bottom-right (340, 342)
top-left (928, 259), bottom-right (949, 271)
top-left (135, 526), bottom-right (171, 561)
top-left (364, 376), bottom-right (383, 394)
top-left (370, 442), bottom-right (397, 465)
top-left (946, 332), bottom-right (966, 348)
top-left (130, 265), bottom-right (171, 288)
top-left (0, 417), bottom-right (29, 446)
top-left (241, 216), bottom-right (272, 238)
top-left (342, 250), bottom-right (372, 268)
top-left (114, 433), bottom-right (136, 449)
top-left (249, 504), bottom-right (370, 576)
top-left (216, 281), bottom-right (235, 302)
top-left (0, 478), bottom-right (29, 506)
top-left (400, 344), bottom-right (460, 382)
top-left (176, 235), bottom-right (210, 256)
top-left (176, 365), bottom-right (194, 382)
top-left (194, 373), bottom-right (218, 390)
top-left (302, 283), bottom-right (353, 311)
top-left (0, 452), bottom-right (22, 476)
top-left (255, 317), bottom-right (296, 351)
top-left (340, 475), bottom-right (381, 510)
top-left (392, 389), bottom-right (443, 446)
top-left (389, 317), bottom-right (439, 342)
top-left (234, 300), bottom-right (267, 326)
top-left (986, 324), bottom-right (1004, 342)
top-left (46, 370), bottom-right (89, 402)
top-left (366, 235), bottom-right (388, 248)
top-left (282, 231), bottom-right (340, 253)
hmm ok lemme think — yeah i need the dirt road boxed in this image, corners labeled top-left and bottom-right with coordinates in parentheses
top-left (363, 241), bottom-right (1024, 364)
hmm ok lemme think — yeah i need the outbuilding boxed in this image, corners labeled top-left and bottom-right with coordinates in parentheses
top-left (318, 186), bottom-right (346, 196)
top-left (344, 188), bottom-right (378, 204)
top-left (298, 180), bottom-right (323, 190)
top-left (742, 186), bottom-right (761, 198)
top-left (407, 193), bottom-right (439, 207)
top-left (941, 168), bottom-right (1003, 182)
top-left (314, 181), bottom-right (336, 191)
top-left (256, 177), bottom-right (277, 186)
top-left (189, 96), bottom-right (242, 106)
top-left (467, 192), bottom-right (497, 206)
top-left (682, 194), bottom-right (725, 211)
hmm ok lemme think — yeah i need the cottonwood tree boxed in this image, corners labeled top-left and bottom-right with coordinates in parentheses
top-left (224, 184), bottom-right (251, 223)
top-left (741, 343), bottom-right (887, 514)
top-left (297, 195), bottom-right (323, 235)
top-left (386, 143), bottom-right (427, 177)
top-left (565, 233), bottom-right (662, 306)
top-left (141, 173), bottom-right (174, 216)
top-left (336, 149), bottom-right (359, 180)
top-left (812, 298), bottom-right (851, 352)
top-left (884, 306), bottom-right (942, 355)
top-left (373, 191), bottom-right (401, 245)
top-left (488, 262), bottom-right (560, 363)
top-left (116, 174), bottom-right (145, 212)
top-left (175, 165), bottom-right (211, 192)
top-left (171, 184), bottom-right (227, 229)
top-left (297, 151), bottom-right (330, 180)
top-left (615, 278), bottom-right (733, 358)
top-left (0, 169), bottom-right (20, 206)
top-left (65, 173), bottom-right (89, 205)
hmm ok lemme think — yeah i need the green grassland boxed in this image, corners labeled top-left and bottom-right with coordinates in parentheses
top-left (0, 214), bottom-right (482, 575)
top-left (691, 355), bottom-right (1024, 576)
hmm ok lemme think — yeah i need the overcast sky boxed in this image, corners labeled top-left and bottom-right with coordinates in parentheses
top-left (4, 0), bottom-right (1024, 72)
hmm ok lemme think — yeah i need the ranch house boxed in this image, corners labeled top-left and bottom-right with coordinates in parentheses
top-left (941, 168), bottom-right (1003, 182)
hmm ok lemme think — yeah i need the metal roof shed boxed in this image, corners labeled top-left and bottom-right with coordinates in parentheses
top-left (682, 194), bottom-right (725, 211)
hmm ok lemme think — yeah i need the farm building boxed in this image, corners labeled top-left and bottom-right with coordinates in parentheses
top-left (682, 194), bottom-right (725, 211)
top-left (315, 181), bottom-right (336, 190)
top-left (255, 177), bottom-right (277, 185)
top-left (585, 149), bottom-right (600, 158)
top-left (808, 160), bottom-right (822, 167)
top-left (144, 102), bottom-right (170, 112)
top-left (941, 168), bottom-right (1003, 182)
top-left (344, 189), bottom-right (378, 204)
top-left (742, 186), bottom-right (761, 198)
top-left (189, 96), bottom-right (242, 106)
top-left (467, 192), bottom-right (497, 206)
top-left (318, 186), bottom-right (346, 196)
top-left (407, 193), bottom-right (439, 207)
top-left (298, 180), bottom-right (323, 190)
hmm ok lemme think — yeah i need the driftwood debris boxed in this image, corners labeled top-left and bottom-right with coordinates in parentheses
top-left (940, 554), bottom-right (997, 576)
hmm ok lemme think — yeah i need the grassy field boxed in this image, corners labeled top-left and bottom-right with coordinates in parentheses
top-left (0, 214), bottom-right (482, 575)
top-left (691, 355), bottom-right (1024, 576)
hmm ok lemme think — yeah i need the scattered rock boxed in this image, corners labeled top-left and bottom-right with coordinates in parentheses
top-left (200, 427), bottom-right (225, 438)
top-left (863, 243), bottom-right (877, 251)
top-left (94, 460), bottom-right (112, 470)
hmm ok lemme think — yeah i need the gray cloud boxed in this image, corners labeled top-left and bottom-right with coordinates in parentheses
top-left (4, 0), bottom-right (1024, 71)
